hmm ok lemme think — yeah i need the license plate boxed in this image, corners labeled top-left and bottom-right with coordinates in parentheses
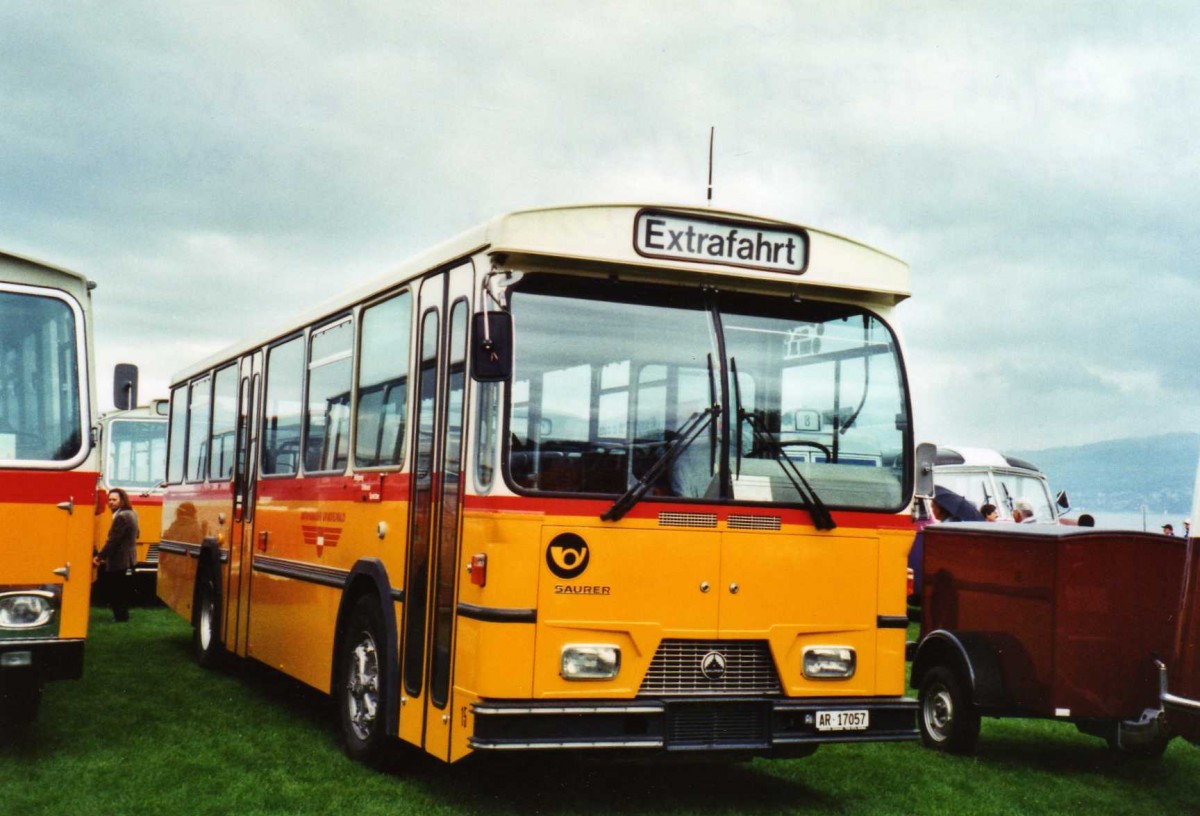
top-left (816, 709), bottom-right (869, 731)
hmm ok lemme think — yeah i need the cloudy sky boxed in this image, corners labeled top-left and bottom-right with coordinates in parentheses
top-left (3, 2), bottom-right (1198, 451)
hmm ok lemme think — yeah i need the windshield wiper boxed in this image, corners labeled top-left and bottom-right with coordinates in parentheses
top-left (731, 358), bottom-right (837, 531)
top-left (600, 405), bottom-right (719, 522)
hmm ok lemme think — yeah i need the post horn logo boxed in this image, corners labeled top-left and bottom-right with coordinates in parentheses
top-left (700, 650), bottom-right (727, 681)
top-left (546, 533), bottom-right (590, 580)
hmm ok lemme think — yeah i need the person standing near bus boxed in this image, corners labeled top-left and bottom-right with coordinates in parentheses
top-left (94, 487), bottom-right (139, 622)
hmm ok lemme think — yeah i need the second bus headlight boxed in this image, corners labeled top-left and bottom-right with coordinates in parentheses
top-left (561, 644), bottom-right (621, 680)
top-left (0, 591), bottom-right (56, 629)
top-left (803, 646), bottom-right (856, 679)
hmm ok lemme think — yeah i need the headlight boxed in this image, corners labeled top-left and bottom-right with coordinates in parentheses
top-left (0, 591), bottom-right (56, 629)
top-left (561, 644), bottom-right (621, 680)
top-left (803, 646), bottom-right (856, 679)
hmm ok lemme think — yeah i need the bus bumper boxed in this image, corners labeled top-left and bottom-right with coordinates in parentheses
top-left (0, 638), bottom-right (85, 683)
top-left (469, 696), bottom-right (917, 754)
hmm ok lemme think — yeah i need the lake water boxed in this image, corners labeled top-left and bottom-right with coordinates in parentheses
top-left (1081, 510), bottom-right (1191, 534)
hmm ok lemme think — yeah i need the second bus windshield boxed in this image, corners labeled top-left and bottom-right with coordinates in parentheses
top-left (507, 276), bottom-right (910, 511)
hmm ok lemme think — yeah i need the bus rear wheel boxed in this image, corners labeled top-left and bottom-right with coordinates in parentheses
top-left (338, 595), bottom-right (389, 766)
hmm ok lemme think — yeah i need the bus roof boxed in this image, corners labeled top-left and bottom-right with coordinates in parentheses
top-left (100, 400), bottom-right (170, 423)
top-left (0, 248), bottom-right (92, 294)
top-left (171, 203), bottom-right (910, 385)
top-left (935, 445), bottom-right (1042, 473)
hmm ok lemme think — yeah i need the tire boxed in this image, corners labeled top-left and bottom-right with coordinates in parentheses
top-left (193, 571), bottom-right (223, 669)
top-left (338, 595), bottom-right (390, 766)
top-left (0, 673), bottom-right (42, 729)
top-left (918, 665), bottom-right (980, 754)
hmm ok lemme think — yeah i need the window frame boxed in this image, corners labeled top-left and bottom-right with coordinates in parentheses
top-left (208, 362), bottom-right (240, 483)
top-left (353, 287), bottom-right (414, 473)
top-left (0, 283), bottom-right (91, 470)
top-left (260, 332), bottom-right (306, 480)
top-left (302, 314), bottom-right (354, 476)
top-left (183, 374), bottom-right (213, 485)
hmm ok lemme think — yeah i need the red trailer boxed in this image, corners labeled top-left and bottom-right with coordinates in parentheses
top-left (911, 523), bottom-right (1186, 756)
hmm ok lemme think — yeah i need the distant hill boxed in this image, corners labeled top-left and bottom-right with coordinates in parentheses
top-left (1012, 433), bottom-right (1199, 515)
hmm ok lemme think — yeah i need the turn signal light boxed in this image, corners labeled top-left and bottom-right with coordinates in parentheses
top-left (468, 553), bottom-right (487, 587)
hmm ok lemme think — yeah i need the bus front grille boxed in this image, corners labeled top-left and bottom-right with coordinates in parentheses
top-left (638, 640), bottom-right (781, 696)
top-left (666, 701), bottom-right (771, 749)
top-left (145, 544), bottom-right (159, 564)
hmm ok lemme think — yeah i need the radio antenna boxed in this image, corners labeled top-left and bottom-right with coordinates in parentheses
top-left (706, 126), bottom-right (715, 204)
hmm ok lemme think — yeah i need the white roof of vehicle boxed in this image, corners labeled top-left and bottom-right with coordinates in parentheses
top-left (935, 445), bottom-right (1041, 472)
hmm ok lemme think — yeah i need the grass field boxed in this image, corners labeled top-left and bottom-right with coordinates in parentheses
top-left (3, 604), bottom-right (1199, 816)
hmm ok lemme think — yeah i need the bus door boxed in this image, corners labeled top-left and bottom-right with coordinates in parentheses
top-left (226, 351), bottom-right (262, 657)
top-left (398, 262), bottom-right (473, 759)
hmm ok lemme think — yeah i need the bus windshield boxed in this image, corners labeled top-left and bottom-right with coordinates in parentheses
top-left (106, 419), bottom-right (167, 489)
top-left (994, 472), bottom-right (1055, 521)
top-left (506, 276), bottom-right (909, 511)
top-left (0, 288), bottom-right (83, 463)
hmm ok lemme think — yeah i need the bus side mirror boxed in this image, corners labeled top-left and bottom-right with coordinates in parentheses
top-left (113, 363), bottom-right (139, 411)
top-left (914, 442), bottom-right (936, 501)
top-left (913, 442), bottom-right (936, 522)
top-left (1056, 490), bottom-right (1071, 511)
top-left (471, 312), bottom-right (512, 382)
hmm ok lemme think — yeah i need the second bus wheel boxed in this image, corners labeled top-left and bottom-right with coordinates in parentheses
top-left (338, 595), bottom-right (389, 766)
top-left (918, 665), bottom-right (981, 754)
top-left (193, 571), bottom-right (224, 668)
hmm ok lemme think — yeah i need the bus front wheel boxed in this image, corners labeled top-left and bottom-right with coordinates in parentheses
top-left (193, 571), bottom-right (223, 668)
top-left (338, 595), bottom-right (389, 766)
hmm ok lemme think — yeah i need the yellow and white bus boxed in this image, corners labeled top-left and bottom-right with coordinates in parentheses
top-left (0, 250), bottom-right (98, 726)
top-left (158, 203), bottom-right (924, 764)
top-left (95, 399), bottom-right (169, 582)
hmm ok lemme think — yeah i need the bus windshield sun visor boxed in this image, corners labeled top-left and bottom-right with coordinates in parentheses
top-left (731, 358), bottom-right (836, 531)
top-left (600, 404), bottom-right (720, 522)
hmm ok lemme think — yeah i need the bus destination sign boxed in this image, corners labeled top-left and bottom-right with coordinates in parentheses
top-left (634, 210), bottom-right (808, 274)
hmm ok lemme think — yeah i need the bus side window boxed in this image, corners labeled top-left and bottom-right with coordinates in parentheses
top-left (166, 386), bottom-right (187, 484)
top-left (304, 319), bottom-right (353, 473)
top-left (209, 363), bottom-right (239, 481)
top-left (262, 336), bottom-right (304, 476)
top-left (356, 291), bottom-right (412, 469)
top-left (474, 381), bottom-right (499, 492)
top-left (186, 375), bottom-right (212, 483)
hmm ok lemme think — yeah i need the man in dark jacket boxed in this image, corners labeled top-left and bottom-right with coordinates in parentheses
top-left (95, 487), bottom-right (139, 622)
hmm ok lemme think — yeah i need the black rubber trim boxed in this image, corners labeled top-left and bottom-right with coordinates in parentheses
top-left (158, 540), bottom-right (199, 558)
top-left (252, 555), bottom-right (349, 589)
top-left (457, 602), bottom-right (537, 623)
top-left (877, 615), bottom-right (910, 629)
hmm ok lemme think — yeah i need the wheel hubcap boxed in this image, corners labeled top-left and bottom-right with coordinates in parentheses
top-left (924, 685), bottom-right (954, 741)
top-left (346, 632), bottom-right (380, 742)
top-left (199, 593), bottom-right (213, 651)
